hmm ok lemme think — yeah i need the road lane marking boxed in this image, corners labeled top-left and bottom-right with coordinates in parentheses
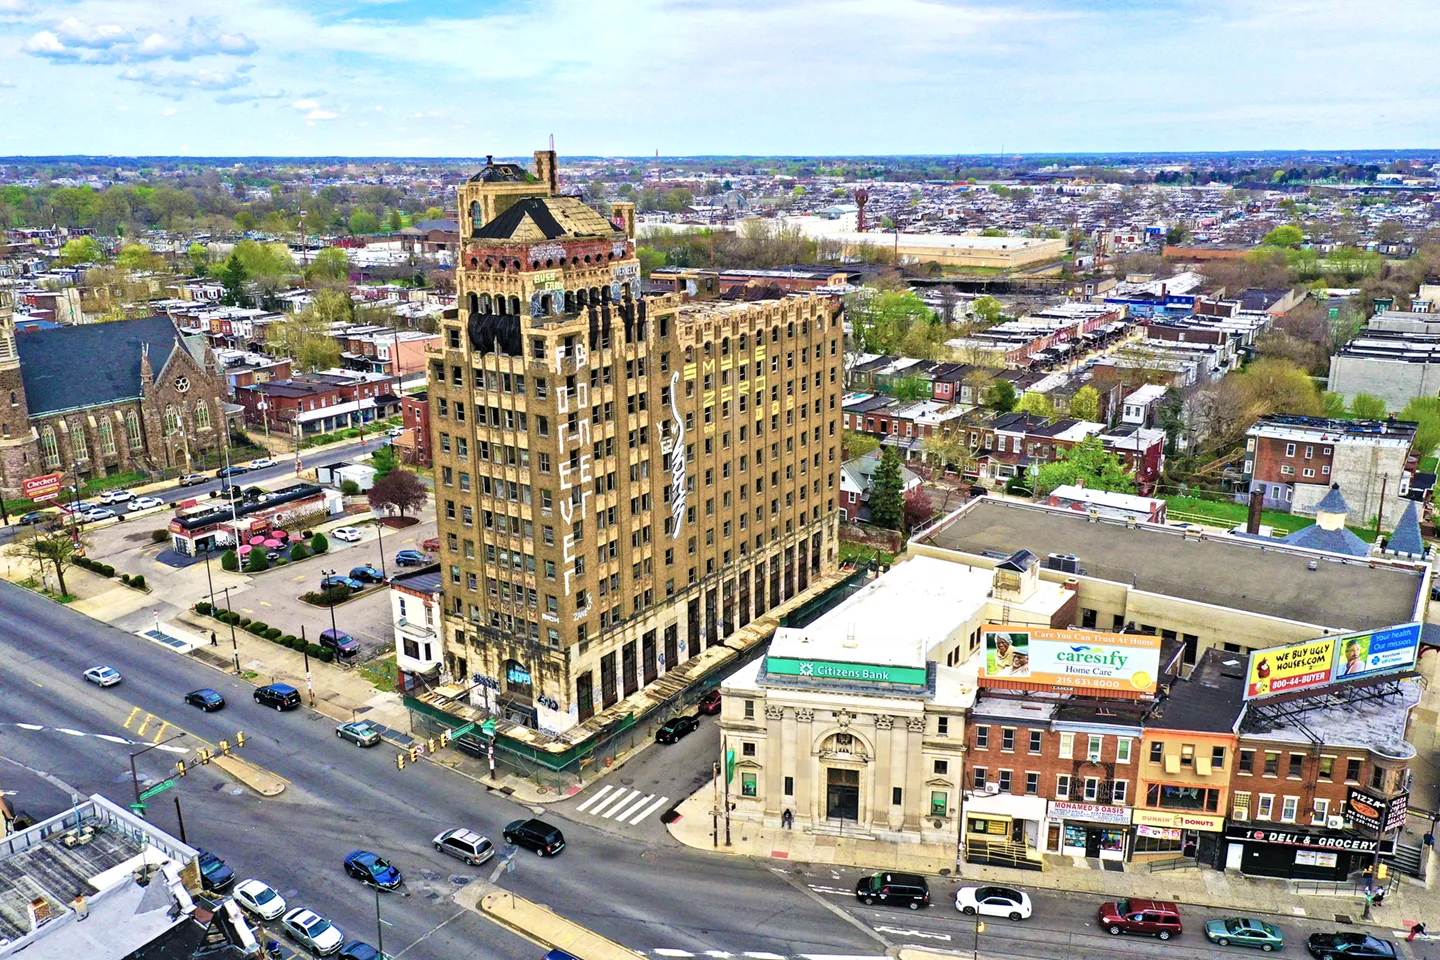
top-left (124, 706), bottom-right (142, 728)
top-left (630, 795), bottom-right (670, 824)
top-left (591, 788), bottom-right (637, 817)
top-left (872, 929), bottom-right (949, 942)
top-left (574, 784), bottom-right (614, 812)
top-left (134, 714), bottom-right (152, 738)
top-left (651, 951), bottom-right (693, 957)
top-left (56, 728), bottom-right (86, 736)
top-left (608, 792), bottom-right (654, 820)
top-left (16, 723), bottom-right (42, 731)
top-left (743, 954), bottom-right (786, 959)
top-left (150, 721), bottom-right (173, 743)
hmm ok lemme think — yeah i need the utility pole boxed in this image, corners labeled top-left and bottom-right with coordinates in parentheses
top-left (712, 761), bottom-right (720, 848)
top-left (221, 586), bottom-right (240, 674)
top-left (1375, 475), bottom-right (1388, 541)
top-left (129, 733), bottom-right (185, 811)
top-left (300, 625), bottom-right (315, 706)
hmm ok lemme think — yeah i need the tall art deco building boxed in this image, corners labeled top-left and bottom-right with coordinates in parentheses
top-left (426, 150), bottom-right (842, 734)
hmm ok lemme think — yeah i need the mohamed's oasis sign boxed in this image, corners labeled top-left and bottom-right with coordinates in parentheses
top-left (766, 656), bottom-right (928, 686)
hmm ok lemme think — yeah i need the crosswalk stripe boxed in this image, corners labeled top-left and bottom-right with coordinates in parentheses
top-left (574, 784), bottom-right (614, 812)
top-left (630, 795), bottom-right (670, 824)
top-left (651, 951), bottom-right (694, 957)
top-left (609, 792), bottom-right (654, 821)
top-left (592, 788), bottom-right (638, 817)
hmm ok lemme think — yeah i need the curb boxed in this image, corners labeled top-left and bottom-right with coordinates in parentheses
top-left (475, 888), bottom-right (648, 960)
top-left (213, 754), bottom-right (287, 797)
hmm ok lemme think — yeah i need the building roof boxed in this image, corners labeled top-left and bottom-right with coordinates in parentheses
top-left (1384, 500), bottom-right (1427, 558)
top-left (1313, 483), bottom-right (1351, 515)
top-left (15, 315), bottom-right (191, 416)
top-left (472, 197), bottom-right (618, 242)
top-left (467, 159), bottom-right (535, 183)
top-left (917, 498), bottom-right (1423, 633)
top-left (1145, 647), bottom-right (1246, 733)
top-left (1278, 523), bottom-right (1372, 558)
top-left (391, 564), bottom-right (443, 595)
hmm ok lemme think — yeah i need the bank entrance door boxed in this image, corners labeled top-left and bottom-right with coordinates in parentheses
top-left (826, 768), bottom-right (860, 821)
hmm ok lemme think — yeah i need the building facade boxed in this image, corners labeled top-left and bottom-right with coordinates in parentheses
top-left (428, 150), bottom-right (842, 734)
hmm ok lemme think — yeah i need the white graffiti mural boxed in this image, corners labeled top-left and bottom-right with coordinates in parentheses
top-left (555, 341), bottom-right (593, 618)
top-left (530, 243), bottom-right (565, 263)
top-left (669, 370), bottom-right (686, 540)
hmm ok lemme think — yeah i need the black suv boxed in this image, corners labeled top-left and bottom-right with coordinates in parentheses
top-left (196, 849), bottom-right (235, 892)
top-left (855, 872), bottom-right (930, 910)
top-left (503, 819), bottom-right (565, 857)
top-left (254, 683), bottom-right (301, 710)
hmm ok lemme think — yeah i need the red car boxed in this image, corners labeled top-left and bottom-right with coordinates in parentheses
top-left (697, 689), bottom-right (722, 715)
top-left (422, 536), bottom-right (440, 551)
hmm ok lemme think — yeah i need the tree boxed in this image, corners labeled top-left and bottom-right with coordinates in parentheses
top-left (422, 206), bottom-right (446, 221)
top-left (1350, 393), bottom-right (1387, 419)
top-left (370, 443), bottom-right (400, 480)
top-left (57, 236), bottom-right (105, 266)
top-left (115, 243), bottom-right (163, 272)
top-left (845, 289), bottom-right (934, 355)
top-left (971, 296), bottom-right (1004, 325)
top-left (984, 379), bottom-right (1017, 412)
top-left (11, 528), bottom-right (86, 598)
top-left (1016, 391), bottom-right (1056, 419)
top-left (348, 210), bottom-right (380, 235)
top-left (233, 240), bottom-right (294, 302)
top-left (1260, 224), bottom-right (1304, 247)
top-left (309, 532), bottom-right (329, 554)
top-left (186, 242), bottom-right (211, 276)
top-left (1323, 391), bottom-right (1348, 417)
top-left (368, 468), bottom-right (427, 518)
top-left (1233, 358), bottom-right (1323, 418)
top-left (1069, 385), bottom-right (1101, 422)
top-left (1375, 220), bottom-right (1406, 244)
top-left (842, 429), bottom-right (880, 460)
top-left (1034, 435), bottom-right (1137, 497)
top-left (220, 549), bottom-right (239, 571)
top-left (903, 486), bottom-right (934, 532)
top-left (246, 548), bottom-right (269, 572)
top-left (388, 209), bottom-right (402, 232)
top-left (868, 447), bottom-right (905, 531)
top-left (1400, 397), bottom-right (1440, 457)
top-left (921, 431), bottom-right (978, 475)
top-left (219, 255), bottom-right (249, 307)
top-left (233, 210), bottom-right (256, 232)
top-left (309, 246), bottom-right (349, 282)
top-left (889, 375), bottom-right (930, 401)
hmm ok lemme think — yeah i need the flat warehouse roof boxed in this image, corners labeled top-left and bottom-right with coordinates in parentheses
top-left (918, 500), bottom-right (1423, 632)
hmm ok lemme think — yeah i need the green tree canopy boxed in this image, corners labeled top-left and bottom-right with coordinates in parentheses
top-left (1400, 396), bottom-right (1440, 457)
top-left (868, 446), bottom-right (905, 531)
top-left (1260, 224), bottom-right (1304, 247)
top-left (1016, 391), bottom-right (1056, 419)
top-left (308, 246), bottom-right (350, 282)
top-left (1069, 385), bottom-right (1101, 422)
top-left (1034, 434), bottom-right (1137, 497)
top-left (185, 242), bottom-right (211, 276)
top-left (971, 296), bottom-right (1003, 324)
top-left (218, 253), bottom-right (249, 307)
top-left (370, 443), bottom-right (400, 480)
top-left (233, 240), bottom-right (294, 299)
top-left (116, 243), bottom-right (164, 272)
top-left (1350, 393), bottom-right (1387, 419)
top-left (984, 379), bottom-right (1017, 412)
top-left (846, 289), bottom-right (935, 355)
top-left (842, 429), bottom-right (880, 460)
top-left (348, 210), bottom-right (380, 235)
top-left (57, 236), bottom-right (105, 266)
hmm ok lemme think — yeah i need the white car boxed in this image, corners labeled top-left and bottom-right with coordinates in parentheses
top-left (83, 665), bottom-right (122, 687)
top-left (281, 908), bottom-right (344, 956)
top-left (232, 878), bottom-right (286, 920)
top-left (81, 507), bottom-right (116, 522)
top-left (248, 458), bottom-right (275, 469)
top-left (98, 489), bottom-right (134, 504)
top-left (387, 426), bottom-right (404, 437)
top-left (128, 496), bottom-right (164, 511)
top-left (332, 526), bottom-right (362, 543)
top-left (956, 885), bottom-right (1032, 920)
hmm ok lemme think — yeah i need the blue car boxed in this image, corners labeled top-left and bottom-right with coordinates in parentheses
top-left (349, 565), bottom-right (385, 584)
top-left (343, 850), bottom-right (402, 890)
top-left (320, 575), bottom-right (365, 592)
top-left (196, 849), bottom-right (235, 892)
top-left (394, 549), bottom-right (427, 567)
top-left (338, 942), bottom-right (387, 960)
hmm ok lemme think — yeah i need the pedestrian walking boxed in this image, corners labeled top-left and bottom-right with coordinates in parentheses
top-left (210, 630), bottom-right (218, 647)
top-left (1408, 922), bottom-right (1427, 942)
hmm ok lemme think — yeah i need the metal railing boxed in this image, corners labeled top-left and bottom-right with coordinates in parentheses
top-left (1147, 855), bottom-right (1200, 873)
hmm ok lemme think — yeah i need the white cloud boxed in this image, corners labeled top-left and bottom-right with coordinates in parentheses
top-left (162, 106), bottom-right (178, 115)
top-left (22, 15), bottom-right (256, 65)
top-left (410, 110), bottom-right (440, 119)
top-left (119, 66), bottom-right (250, 91)
top-left (215, 88), bottom-right (287, 104)
top-left (303, 108), bottom-right (338, 121)
top-left (291, 98), bottom-right (318, 110)
top-left (0, 80), bottom-right (15, 88)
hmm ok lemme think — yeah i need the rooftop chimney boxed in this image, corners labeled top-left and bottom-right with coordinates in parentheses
top-left (1247, 489), bottom-right (1264, 535)
top-left (534, 149), bottom-right (559, 196)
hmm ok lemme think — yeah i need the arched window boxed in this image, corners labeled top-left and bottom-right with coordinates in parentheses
top-left (70, 419), bottom-right (87, 461)
top-left (564, 291), bottom-right (575, 312)
top-left (39, 425), bottom-right (58, 468)
top-left (7, 391), bottom-right (15, 407)
top-left (98, 418), bottom-right (116, 457)
top-left (125, 411), bottom-right (142, 451)
top-left (496, 297), bottom-right (507, 317)
top-left (468, 200), bottom-right (479, 224)
top-left (195, 401), bottom-right (211, 431)
top-left (540, 294), bottom-right (552, 315)
top-left (468, 293), bottom-right (478, 313)
top-left (576, 289), bottom-right (587, 308)
top-left (509, 296), bottom-right (520, 316)
top-left (590, 287), bottom-right (600, 305)
top-left (621, 282), bottom-right (631, 299)
top-left (164, 405), bottom-right (180, 435)
top-left (480, 293), bottom-right (492, 313)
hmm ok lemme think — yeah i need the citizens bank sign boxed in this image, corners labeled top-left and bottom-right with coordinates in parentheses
top-left (766, 656), bottom-right (928, 686)
top-left (669, 371), bottom-right (686, 540)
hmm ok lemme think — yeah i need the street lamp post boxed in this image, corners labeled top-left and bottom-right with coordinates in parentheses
top-left (374, 514), bottom-right (387, 579)
top-left (220, 586), bottom-right (240, 674)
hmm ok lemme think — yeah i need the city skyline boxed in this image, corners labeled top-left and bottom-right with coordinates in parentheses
top-left (0, 0), bottom-right (1436, 157)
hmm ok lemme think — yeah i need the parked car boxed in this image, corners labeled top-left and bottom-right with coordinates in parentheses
top-left (955, 885), bottom-right (1032, 920)
top-left (1098, 898), bottom-right (1182, 940)
top-left (16, 512), bottom-right (49, 525)
top-left (98, 489), bottom-right (134, 504)
top-left (336, 720), bottom-right (382, 747)
top-left (128, 496), bottom-right (164, 511)
top-left (319, 629), bottom-right (361, 659)
top-left (320, 575), bottom-right (365, 593)
top-left (394, 549), bottom-right (427, 567)
top-left (69, 501), bottom-right (96, 513)
top-left (432, 828), bottom-right (495, 866)
top-left (349, 565), bottom-right (385, 583)
top-left (338, 942), bottom-right (388, 960)
top-left (421, 536), bottom-right (440, 551)
top-left (248, 457), bottom-right (275, 469)
top-left (83, 665), bottom-right (122, 687)
top-left (855, 872), bottom-right (929, 910)
top-left (255, 683), bottom-right (301, 710)
top-left (1306, 933), bottom-right (1397, 960)
top-left (503, 819), bottom-right (565, 856)
top-left (178, 473), bottom-right (208, 486)
top-left (233, 878), bottom-right (287, 920)
top-left (332, 526), bottom-right (363, 543)
top-left (1207, 918), bottom-right (1284, 951)
top-left (215, 465), bottom-right (248, 479)
top-left (697, 689), bottom-right (722, 715)
top-left (184, 688), bottom-right (226, 712)
top-left (281, 908), bottom-right (345, 957)
top-left (80, 507), bottom-right (115, 522)
top-left (655, 715), bottom-right (700, 743)
top-left (343, 850), bottom-right (402, 890)
top-left (387, 427), bottom-right (404, 437)
top-left (196, 849), bottom-right (235, 892)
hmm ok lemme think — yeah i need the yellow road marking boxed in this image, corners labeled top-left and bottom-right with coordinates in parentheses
top-left (124, 706), bottom-right (142, 727)
top-left (150, 720), bottom-right (173, 744)
top-left (135, 714), bottom-right (152, 738)
top-left (260, 600), bottom-right (272, 607)
top-left (29, 679), bottom-right (42, 688)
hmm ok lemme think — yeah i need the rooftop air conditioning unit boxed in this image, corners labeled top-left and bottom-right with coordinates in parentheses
top-left (983, 782), bottom-right (1000, 795)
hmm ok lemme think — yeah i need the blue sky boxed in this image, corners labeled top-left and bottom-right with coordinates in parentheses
top-left (0, 0), bottom-right (1434, 157)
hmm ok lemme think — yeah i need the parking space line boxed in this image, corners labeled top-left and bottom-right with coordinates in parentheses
top-left (574, 784), bottom-right (614, 812)
top-left (629, 795), bottom-right (670, 824)
top-left (608, 792), bottom-right (654, 821)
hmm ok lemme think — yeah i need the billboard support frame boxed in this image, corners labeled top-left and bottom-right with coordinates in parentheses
top-left (1242, 674), bottom-right (1418, 739)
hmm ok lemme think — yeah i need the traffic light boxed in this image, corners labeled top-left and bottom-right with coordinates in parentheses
top-left (196, 748), bottom-right (212, 765)
top-left (427, 737), bottom-right (439, 753)
top-left (218, 739), bottom-right (230, 756)
top-left (235, 731), bottom-right (245, 747)
top-left (395, 753), bottom-right (406, 770)
top-left (174, 761), bottom-right (187, 778)
top-left (408, 745), bottom-right (421, 763)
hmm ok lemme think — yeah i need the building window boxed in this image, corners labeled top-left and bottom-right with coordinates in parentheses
top-left (937, 716), bottom-right (949, 737)
top-left (1146, 784), bottom-right (1220, 812)
top-left (784, 776), bottom-right (794, 796)
top-left (1112, 780), bottom-right (1128, 804)
top-left (997, 770), bottom-right (1011, 793)
top-left (892, 787), bottom-right (903, 806)
top-left (1238, 749), bottom-right (1254, 774)
top-left (740, 773), bottom-right (757, 797)
top-left (39, 425), bottom-right (58, 468)
top-left (1346, 758), bottom-right (1362, 782)
top-left (1059, 732), bottom-right (1074, 759)
top-left (742, 742), bottom-right (756, 757)
top-left (930, 791), bottom-right (948, 817)
top-left (933, 760), bottom-right (949, 775)
top-left (1149, 741), bottom-right (1163, 764)
top-left (1116, 738), bottom-right (1132, 764)
top-left (1212, 745), bottom-right (1226, 768)
top-left (1312, 798), bottom-right (1329, 825)
top-left (1318, 757), bottom-right (1335, 781)
top-left (97, 418), bottom-right (116, 456)
top-left (1288, 754), bottom-right (1304, 778)
top-left (1087, 735), bottom-right (1103, 762)
top-left (974, 726), bottom-right (989, 750)
top-left (972, 766), bottom-right (987, 790)
top-left (1025, 772), bottom-right (1039, 795)
top-left (1001, 728), bottom-right (1015, 752)
top-left (125, 411), bottom-right (142, 450)
top-left (164, 405), bottom-right (180, 435)
top-left (1083, 777), bottom-right (1099, 801)
top-left (195, 402), bottom-right (211, 431)
top-left (1280, 796), bottom-right (1298, 822)
top-left (743, 700), bottom-right (754, 720)
top-left (1029, 730), bottom-right (1042, 753)
top-left (1055, 775), bottom-right (1070, 799)
top-left (1255, 794), bottom-right (1274, 820)
top-left (1263, 751), bottom-right (1280, 776)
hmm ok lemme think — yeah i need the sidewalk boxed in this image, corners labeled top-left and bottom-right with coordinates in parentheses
top-left (666, 775), bottom-right (1419, 932)
top-left (457, 880), bottom-right (647, 960)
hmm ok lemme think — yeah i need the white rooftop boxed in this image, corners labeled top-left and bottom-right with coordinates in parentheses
top-left (1049, 484), bottom-right (1163, 514)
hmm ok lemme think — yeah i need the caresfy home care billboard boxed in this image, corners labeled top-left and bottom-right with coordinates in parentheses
top-left (1244, 622), bottom-right (1421, 700)
top-left (980, 625), bottom-right (1162, 697)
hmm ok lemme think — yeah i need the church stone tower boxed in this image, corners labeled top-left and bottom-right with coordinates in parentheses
top-left (0, 294), bottom-right (39, 496)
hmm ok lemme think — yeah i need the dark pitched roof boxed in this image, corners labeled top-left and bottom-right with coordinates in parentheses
top-left (468, 161), bottom-right (534, 183)
top-left (16, 315), bottom-right (184, 416)
top-left (471, 196), bottom-right (618, 242)
top-left (1313, 483), bottom-right (1350, 515)
top-left (1384, 500), bottom-right (1426, 558)
top-left (475, 197), bottom-right (564, 240)
top-left (1279, 523), bottom-right (1371, 558)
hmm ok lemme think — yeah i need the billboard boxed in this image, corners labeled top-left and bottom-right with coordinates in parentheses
top-left (21, 471), bottom-right (62, 502)
top-left (979, 625), bottom-right (1162, 696)
top-left (1245, 623), bottom-right (1421, 700)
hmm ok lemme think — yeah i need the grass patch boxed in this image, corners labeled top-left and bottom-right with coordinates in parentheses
top-left (839, 541), bottom-right (896, 566)
top-left (1164, 495), bottom-right (1384, 542)
top-left (1420, 456), bottom-right (1437, 474)
top-left (5, 470), bottom-right (151, 514)
top-left (299, 417), bottom-right (403, 450)
top-left (358, 654), bottom-right (398, 691)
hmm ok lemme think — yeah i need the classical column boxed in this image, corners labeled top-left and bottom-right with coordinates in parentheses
top-left (901, 716), bottom-right (926, 831)
top-left (871, 714), bottom-right (895, 833)
top-left (795, 707), bottom-right (815, 822)
top-left (764, 704), bottom-right (785, 820)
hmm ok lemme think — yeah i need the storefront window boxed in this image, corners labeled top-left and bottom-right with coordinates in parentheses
top-left (1133, 825), bottom-right (1183, 853)
top-left (1146, 784), bottom-right (1219, 812)
top-left (740, 772), bottom-right (757, 797)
